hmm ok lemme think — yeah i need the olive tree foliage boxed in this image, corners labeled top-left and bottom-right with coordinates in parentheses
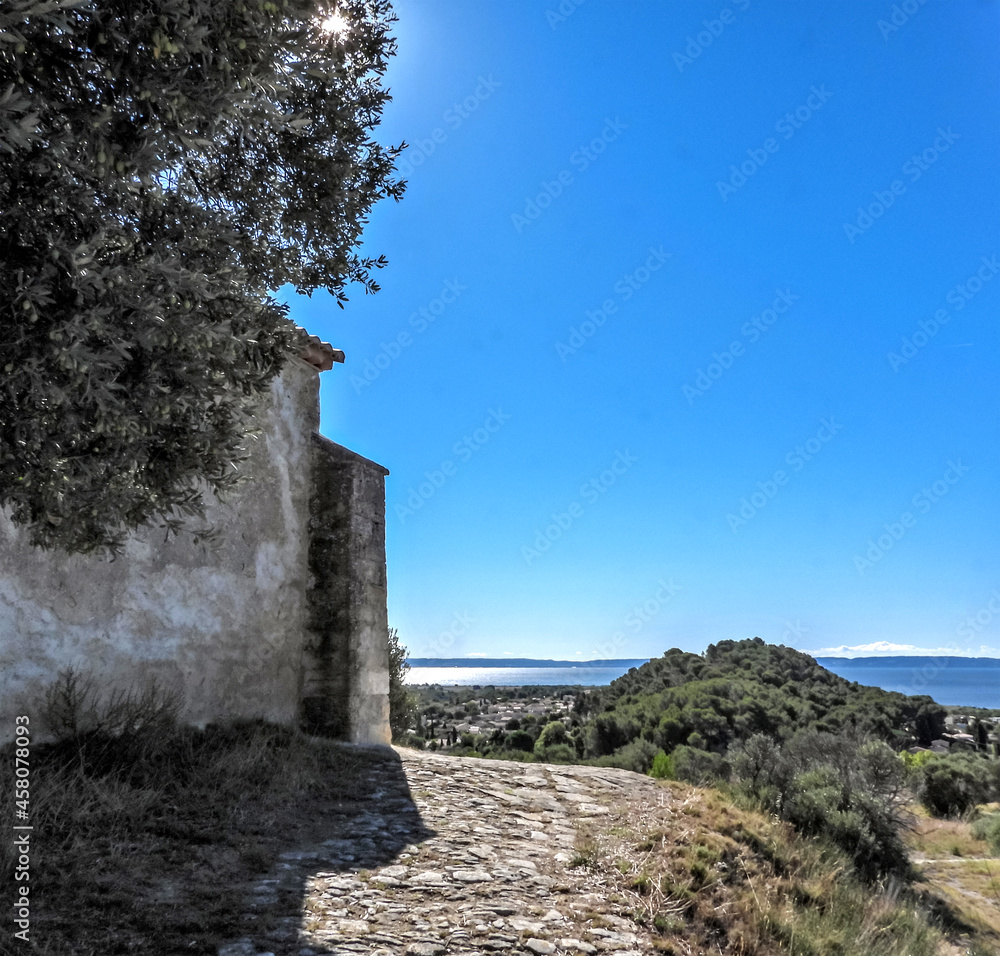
top-left (0, 0), bottom-right (404, 553)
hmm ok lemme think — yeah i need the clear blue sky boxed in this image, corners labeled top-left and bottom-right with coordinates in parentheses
top-left (290, 0), bottom-right (1000, 661)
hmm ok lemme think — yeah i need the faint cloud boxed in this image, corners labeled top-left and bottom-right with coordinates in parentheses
top-left (808, 640), bottom-right (1000, 658)
top-left (465, 651), bottom-right (488, 658)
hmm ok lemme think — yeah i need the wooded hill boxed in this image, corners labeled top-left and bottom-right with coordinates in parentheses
top-left (575, 638), bottom-right (947, 757)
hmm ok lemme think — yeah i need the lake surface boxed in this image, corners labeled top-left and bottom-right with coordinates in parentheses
top-left (405, 664), bottom-right (643, 687)
top-left (406, 657), bottom-right (1000, 708)
top-left (816, 657), bottom-right (1000, 709)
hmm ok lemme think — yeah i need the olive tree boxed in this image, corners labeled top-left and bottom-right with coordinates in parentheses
top-left (0, 0), bottom-right (404, 553)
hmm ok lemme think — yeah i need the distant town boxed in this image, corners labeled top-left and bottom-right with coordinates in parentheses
top-left (403, 680), bottom-right (1000, 756)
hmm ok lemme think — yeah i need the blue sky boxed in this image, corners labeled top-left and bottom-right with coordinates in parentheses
top-left (290, 0), bottom-right (1000, 661)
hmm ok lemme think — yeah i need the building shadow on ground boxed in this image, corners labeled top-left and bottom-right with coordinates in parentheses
top-left (12, 729), bottom-right (434, 956)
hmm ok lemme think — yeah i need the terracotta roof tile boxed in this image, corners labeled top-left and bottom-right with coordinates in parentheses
top-left (300, 334), bottom-right (345, 371)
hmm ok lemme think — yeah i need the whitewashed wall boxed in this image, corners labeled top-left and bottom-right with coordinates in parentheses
top-left (0, 359), bottom-right (320, 738)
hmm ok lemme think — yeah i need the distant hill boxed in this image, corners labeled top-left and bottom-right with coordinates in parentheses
top-left (816, 655), bottom-right (1000, 666)
top-left (577, 638), bottom-right (948, 754)
top-left (407, 658), bottom-right (649, 668)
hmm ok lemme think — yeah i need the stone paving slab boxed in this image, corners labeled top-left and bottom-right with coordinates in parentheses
top-left (220, 748), bottom-right (662, 956)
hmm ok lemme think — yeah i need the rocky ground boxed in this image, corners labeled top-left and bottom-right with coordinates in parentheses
top-left (218, 748), bottom-right (663, 956)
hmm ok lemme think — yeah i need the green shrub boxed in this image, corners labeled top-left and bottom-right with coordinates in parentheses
top-left (971, 812), bottom-right (1000, 853)
top-left (780, 760), bottom-right (909, 880)
top-left (728, 732), bottom-right (779, 794)
top-left (535, 720), bottom-right (570, 749)
top-left (388, 628), bottom-right (416, 742)
top-left (534, 721), bottom-right (577, 762)
top-left (590, 737), bottom-right (661, 774)
top-left (726, 731), bottom-right (910, 880)
top-left (534, 743), bottom-right (577, 764)
top-left (899, 748), bottom-right (937, 771)
top-left (649, 750), bottom-right (674, 779)
top-left (920, 753), bottom-right (998, 817)
top-left (671, 745), bottom-right (728, 785)
top-left (505, 730), bottom-right (536, 752)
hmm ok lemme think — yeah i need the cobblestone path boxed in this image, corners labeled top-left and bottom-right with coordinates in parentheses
top-left (220, 748), bottom-right (662, 956)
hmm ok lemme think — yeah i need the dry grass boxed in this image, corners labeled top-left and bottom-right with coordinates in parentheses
top-left (4, 696), bottom-right (994, 956)
top-left (573, 782), bottom-right (945, 956)
top-left (0, 719), bottom-right (417, 955)
top-left (907, 805), bottom-right (997, 861)
top-left (906, 803), bottom-right (1000, 954)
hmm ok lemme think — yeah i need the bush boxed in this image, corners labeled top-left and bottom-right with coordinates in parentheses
top-left (388, 628), bottom-right (416, 742)
top-left (899, 749), bottom-right (937, 772)
top-left (505, 730), bottom-right (536, 752)
top-left (585, 713), bottom-right (639, 757)
top-left (649, 750), bottom-right (674, 779)
top-left (781, 764), bottom-right (908, 879)
top-left (39, 668), bottom-right (183, 772)
top-left (971, 812), bottom-right (1000, 853)
top-left (725, 731), bottom-right (911, 880)
top-left (728, 732), bottom-right (780, 795)
top-left (535, 720), bottom-right (569, 749)
top-left (534, 743), bottom-right (577, 764)
top-left (671, 745), bottom-right (728, 785)
top-left (920, 753), bottom-right (998, 817)
top-left (591, 737), bottom-right (661, 774)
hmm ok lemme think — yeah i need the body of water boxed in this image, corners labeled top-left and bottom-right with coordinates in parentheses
top-left (816, 657), bottom-right (1000, 709)
top-left (405, 664), bottom-right (641, 687)
top-left (406, 657), bottom-right (1000, 708)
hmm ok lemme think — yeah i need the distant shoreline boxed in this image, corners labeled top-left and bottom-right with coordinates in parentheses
top-left (407, 658), bottom-right (649, 668)
top-left (409, 655), bottom-right (1000, 667)
top-left (405, 656), bottom-right (1000, 706)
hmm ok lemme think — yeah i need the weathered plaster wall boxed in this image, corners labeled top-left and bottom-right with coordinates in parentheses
top-left (302, 437), bottom-right (391, 745)
top-left (0, 359), bottom-right (321, 735)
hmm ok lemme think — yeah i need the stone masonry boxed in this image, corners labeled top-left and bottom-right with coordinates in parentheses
top-left (0, 346), bottom-right (391, 745)
top-left (218, 748), bottom-right (663, 956)
top-left (302, 436), bottom-right (391, 743)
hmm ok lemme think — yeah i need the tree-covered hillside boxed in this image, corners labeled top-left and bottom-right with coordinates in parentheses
top-left (576, 638), bottom-right (947, 757)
